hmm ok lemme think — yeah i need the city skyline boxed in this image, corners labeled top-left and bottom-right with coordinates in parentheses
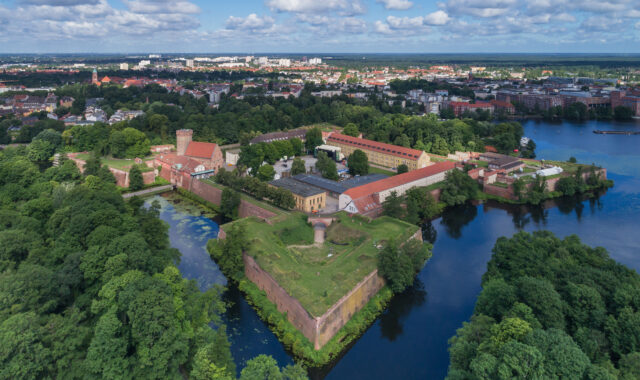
top-left (0, 0), bottom-right (639, 54)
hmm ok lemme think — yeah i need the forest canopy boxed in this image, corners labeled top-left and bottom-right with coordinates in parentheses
top-left (447, 231), bottom-right (640, 380)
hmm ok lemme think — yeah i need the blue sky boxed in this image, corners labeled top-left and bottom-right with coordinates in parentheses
top-left (0, 0), bottom-right (639, 53)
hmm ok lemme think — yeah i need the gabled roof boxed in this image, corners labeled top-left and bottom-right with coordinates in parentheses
top-left (327, 133), bottom-right (424, 161)
top-left (185, 141), bottom-right (219, 159)
top-left (343, 161), bottom-right (456, 201)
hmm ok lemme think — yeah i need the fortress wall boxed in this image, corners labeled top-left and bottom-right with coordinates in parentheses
top-left (243, 254), bottom-right (319, 344)
top-left (189, 179), bottom-right (276, 221)
top-left (314, 269), bottom-right (385, 349)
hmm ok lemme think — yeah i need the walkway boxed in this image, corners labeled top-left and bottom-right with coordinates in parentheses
top-left (122, 185), bottom-right (173, 198)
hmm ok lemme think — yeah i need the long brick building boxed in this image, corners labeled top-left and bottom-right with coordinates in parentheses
top-left (326, 133), bottom-right (429, 171)
top-left (338, 161), bottom-right (456, 216)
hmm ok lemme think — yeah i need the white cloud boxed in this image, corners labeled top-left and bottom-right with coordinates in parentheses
top-left (20, 0), bottom-right (99, 5)
top-left (124, 0), bottom-right (200, 14)
top-left (387, 15), bottom-right (424, 29)
top-left (424, 10), bottom-right (450, 25)
top-left (226, 14), bottom-right (275, 30)
top-left (266, 0), bottom-right (365, 15)
top-left (445, 0), bottom-right (518, 17)
top-left (372, 20), bottom-right (391, 34)
top-left (377, 0), bottom-right (413, 11)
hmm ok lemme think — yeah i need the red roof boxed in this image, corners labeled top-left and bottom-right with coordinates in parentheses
top-left (449, 101), bottom-right (493, 109)
top-left (490, 100), bottom-right (514, 108)
top-left (185, 141), bottom-right (218, 159)
top-left (156, 153), bottom-right (205, 173)
top-left (327, 133), bottom-right (424, 161)
top-left (343, 161), bottom-right (456, 201)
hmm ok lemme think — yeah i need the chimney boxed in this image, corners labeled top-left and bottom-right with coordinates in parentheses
top-left (176, 129), bottom-right (193, 156)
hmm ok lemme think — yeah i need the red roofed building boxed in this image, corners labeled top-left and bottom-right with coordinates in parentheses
top-left (490, 99), bottom-right (515, 114)
top-left (338, 161), bottom-right (456, 216)
top-left (153, 129), bottom-right (223, 188)
top-left (326, 133), bottom-right (430, 171)
top-left (176, 129), bottom-right (224, 170)
top-left (446, 101), bottom-right (494, 116)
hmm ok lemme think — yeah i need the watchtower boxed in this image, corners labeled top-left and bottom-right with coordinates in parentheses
top-left (176, 129), bottom-right (193, 156)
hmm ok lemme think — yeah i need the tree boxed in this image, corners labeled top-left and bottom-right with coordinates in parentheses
top-left (26, 139), bottom-right (55, 163)
top-left (440, 169), bottom-right (478, 206)
top-left (343, 123), bottom-right (359, 137)
top-left (239, 355), bottom-right (282, 380)
top-left (220, 188), bottom-right (240, 221)
top-left (315, 151), bottom-right (339, 180)
top-left (347, 149), bottom-right (369, 176)
top-left (613, 106), bottom-right (634, 121)
top-left (305, 127), bottom-right (323, 152)
top-left (377, 239), bottom-right (429, 293)
top-left (290, 157), bottom-right (306, 176)
top-left (257, 164), bottom-right (276, 182)
top-left (556, 177), bottom-right (577, 196)
top-left (129, 165), bottom-right (144, 191)
top-left (474, 279), bottom-right (517, 320)
top-left (397, 164), bottom-right (408, 174)
top-left (208, 223), bottom-right (248, 281)
top-left (289, 138), bottom-right (303, 156)
top-left (382, 191), bottom-right (404, 219)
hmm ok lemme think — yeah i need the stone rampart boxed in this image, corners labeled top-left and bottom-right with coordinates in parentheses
top-left (314, 269), bottom-right (385, 349)
top-left (244, 252), bottom-right (386, 350)
top-left (243, 254), bottom-right (318, 343)
top-left (189, 179), bottom-right (276, 221)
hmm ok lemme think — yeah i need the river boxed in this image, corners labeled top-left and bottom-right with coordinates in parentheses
top-left (146, 118), bottom-right (640, 379)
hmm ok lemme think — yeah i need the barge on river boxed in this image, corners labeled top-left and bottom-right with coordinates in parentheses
top-left (593, 130), bottom-right (640, 135)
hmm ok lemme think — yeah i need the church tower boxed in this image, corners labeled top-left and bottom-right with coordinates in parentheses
top-left (92, 68), bottom-right (98, 84)
top-left (176, 129), bottom-right (193, 156)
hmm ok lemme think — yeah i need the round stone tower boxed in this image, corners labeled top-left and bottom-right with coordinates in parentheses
top-left (176, 129), bottom-right (193, 156)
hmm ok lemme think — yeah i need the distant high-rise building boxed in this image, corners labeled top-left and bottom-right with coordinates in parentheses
top-left (120, 63), bottom-right (129, 70)
top-left (186, 59), bottom-right (194, 67)
top-left (309, 58), bottom-right (322, 65)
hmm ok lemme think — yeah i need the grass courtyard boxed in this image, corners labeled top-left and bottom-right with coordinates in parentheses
top-left (75, 153), bottom-right (154, 171)
top-left (234, 211), bottom-right (419, 317)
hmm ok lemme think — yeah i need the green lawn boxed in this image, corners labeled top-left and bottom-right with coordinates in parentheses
top-left (423, 180), bottom-right (446, 192)
top-left (471, 160), bottom-right (489, 168)
top-left (236, 211), bottom-right (419, 317)
top-left (75, 153), bottom-right (154, 172)
top-left (368, 165), bottom-right (396, 176)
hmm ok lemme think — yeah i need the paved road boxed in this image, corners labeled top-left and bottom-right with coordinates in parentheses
top-left (122, 185), bottom-right (173, 199)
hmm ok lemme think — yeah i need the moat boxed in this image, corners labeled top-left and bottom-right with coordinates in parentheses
top-left (146, 119), bottom-right (640, 379)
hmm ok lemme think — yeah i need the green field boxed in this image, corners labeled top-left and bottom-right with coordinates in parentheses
top-left (75, 153), bottom-right (154, 172)
top-left (235, 211), bottom-right (419, 317)
top-left (368, 165), bottom-right (396, 176)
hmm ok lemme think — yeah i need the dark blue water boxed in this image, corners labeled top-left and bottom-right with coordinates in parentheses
top-left (150, 119), bottom-right (640, 379)
top-left (146, 195), bottom-right (294, 373)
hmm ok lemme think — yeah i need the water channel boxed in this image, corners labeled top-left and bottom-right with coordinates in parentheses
top-left (146, 118), bottom-right (640, 380)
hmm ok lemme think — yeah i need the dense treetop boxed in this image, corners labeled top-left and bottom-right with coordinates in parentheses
top-left (447, 231), bottom-right (640, 380)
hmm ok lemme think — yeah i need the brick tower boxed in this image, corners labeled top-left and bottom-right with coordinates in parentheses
top-left (176, 129), bottom-right (193, 156)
